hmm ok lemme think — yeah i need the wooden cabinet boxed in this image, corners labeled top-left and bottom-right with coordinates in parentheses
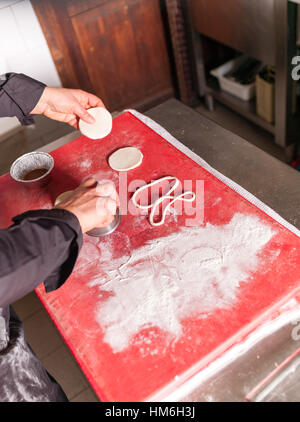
top-left (31, 0), bottom-right (174, 111)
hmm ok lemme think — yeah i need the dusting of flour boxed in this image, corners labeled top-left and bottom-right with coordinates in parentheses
top-left (89, 213), bottom-right (274, 353)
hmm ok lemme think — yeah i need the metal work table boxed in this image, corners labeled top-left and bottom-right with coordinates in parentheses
top-left (40, 99), bottom-right (300, 401)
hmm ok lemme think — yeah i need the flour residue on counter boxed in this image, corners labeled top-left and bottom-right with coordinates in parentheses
top-left (89, 213), bottom-right (275, 353)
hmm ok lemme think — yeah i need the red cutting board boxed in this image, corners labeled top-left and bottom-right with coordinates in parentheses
top-left (0, 112), bottom-right (299, 402)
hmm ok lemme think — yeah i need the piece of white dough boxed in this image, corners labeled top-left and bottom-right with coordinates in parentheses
top-left (108, 147), bottom-right (143, 171)
top-left (131, 176), bottom-right (195, 226)
top-left (79, 107), bottom-right (112, 140)
top-left (54, 190), bottom-right (74, 206)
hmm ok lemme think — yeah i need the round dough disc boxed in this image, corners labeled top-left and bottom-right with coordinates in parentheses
top-left (108, 147), bottom-right (143, 171)
top-left (79, 107), bottom-right (112, 140)
top-left (54, 190), bottom-right (74, 206)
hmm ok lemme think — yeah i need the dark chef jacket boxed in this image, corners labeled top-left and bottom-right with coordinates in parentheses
top-left (0, 73), bottom-right (83, 401)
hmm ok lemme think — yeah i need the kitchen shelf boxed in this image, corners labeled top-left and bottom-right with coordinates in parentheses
top-left (206, 78), bottom-right (275, 135)
top-left (185, 0), bottom-right (299, 150)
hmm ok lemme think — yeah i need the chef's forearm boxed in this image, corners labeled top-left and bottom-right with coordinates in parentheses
top-left (0, 209), bottom-right (83, 307)
top-left (0, 73), bottom-right (46, 125)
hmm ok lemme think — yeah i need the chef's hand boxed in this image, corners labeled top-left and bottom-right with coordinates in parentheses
top-left (55, 177), bottom-right (119, 233)
top-left (30, 87), bottom-right (105, 129)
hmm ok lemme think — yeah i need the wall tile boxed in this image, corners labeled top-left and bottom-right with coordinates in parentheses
top-left (0, 1), bottom-right (21, 9)
top-left (7, 44), bottom-right (62, 87)
top-left (12, 0), bottom-right (47, 50)
top-left (0, 56), bottom-right (10, 74)
top-left (0, 1), bottom-right (62, 140)
top-left (0, 6), bottom-right (25, 56)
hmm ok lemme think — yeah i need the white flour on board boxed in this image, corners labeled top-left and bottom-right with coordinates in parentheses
top-left (89, 213), bottom-right (275, 353)
top-left (80, 159), bottom-right (92, 169)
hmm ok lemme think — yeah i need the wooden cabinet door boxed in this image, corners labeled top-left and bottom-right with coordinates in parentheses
top-left (31, 0), bottom-right (174, 111)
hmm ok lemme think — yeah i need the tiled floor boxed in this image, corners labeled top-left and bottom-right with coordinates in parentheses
top-left (0, 114), bottom-right (74, 176)
top-left (12, 292), bottom-right (99, 402)
top-left (2, 99), bottom-right (297, 402)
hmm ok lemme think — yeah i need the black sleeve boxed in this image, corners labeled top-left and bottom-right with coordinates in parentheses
top-left (0, 73), bottom-right (46, 125)
top-left (0, 209), bottom-right (83, 308)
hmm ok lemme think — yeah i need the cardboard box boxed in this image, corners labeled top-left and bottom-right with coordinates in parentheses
top-left (256, 73), bottom-right (275, 124)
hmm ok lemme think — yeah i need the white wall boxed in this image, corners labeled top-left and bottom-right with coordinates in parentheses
top-left (0, 0), bottom-right (62, 137)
